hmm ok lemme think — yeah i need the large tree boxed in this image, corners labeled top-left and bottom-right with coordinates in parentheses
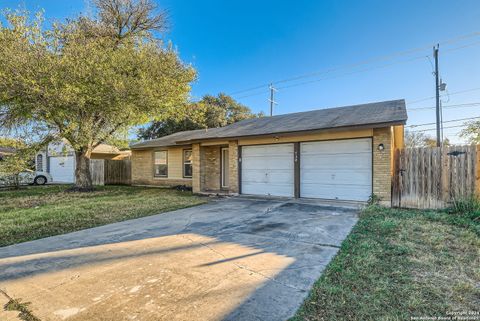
top-left (0, 0), bottom-right (195, 190)
top-left (138, 93), bottom-right (263, 139)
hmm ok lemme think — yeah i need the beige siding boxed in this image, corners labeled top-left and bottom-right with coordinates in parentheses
top-left (131, 146), bottom-right (192, 187)
top-left (237, 128), bottom-right (373, 146)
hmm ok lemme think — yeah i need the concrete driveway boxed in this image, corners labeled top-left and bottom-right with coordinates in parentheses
top-left (0, 197), bottom-right (358, 321)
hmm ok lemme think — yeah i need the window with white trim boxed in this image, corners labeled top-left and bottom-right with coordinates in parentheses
top-left (154, 151), bottom-right (168, 177)
top-left (183, 150), bottom-right (192, 178)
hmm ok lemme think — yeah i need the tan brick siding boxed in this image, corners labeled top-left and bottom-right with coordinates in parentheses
top-left (228, 140), bottom-right (239, 193)
top-left (192, 144), bottom-right (201, 193)
top-left (132, 127), bottom-right (397, 201)
top-left (201, 146), bottom-right (221, 191)
top-left (131, 147), bottom-right (192, 187)
top-left (373, 127), bottom-right (392, 205)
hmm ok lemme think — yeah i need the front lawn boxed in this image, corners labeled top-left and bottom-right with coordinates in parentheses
top-left (0, 185), bottom-right (206, 247)
top-left (292, 205), bottom-right (480, 320)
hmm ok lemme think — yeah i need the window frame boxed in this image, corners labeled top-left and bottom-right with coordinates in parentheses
top-left (183, 149), bottom-right (193, 178)
top-left (153, 150), bottom-right (168, 178)
top-left (36, 154), bottom-right (43, 172)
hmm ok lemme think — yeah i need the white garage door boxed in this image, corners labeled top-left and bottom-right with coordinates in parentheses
top-left (49, 156), bottom-right (75, 183)
top-left (300, 138), bottom-right (372, 201)
top-left (241, 144), bottom-right (294, 197)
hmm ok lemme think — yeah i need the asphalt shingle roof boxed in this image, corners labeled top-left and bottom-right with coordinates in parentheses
top-left (130, 129), bottom-right (207, 149)
top-left (130, 99), bottom-right (407, 149)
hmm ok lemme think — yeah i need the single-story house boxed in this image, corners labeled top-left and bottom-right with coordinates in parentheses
top-left (130, 100), bottom-right (407, 205)
top-left (36, 140), bottom-right (131, 183)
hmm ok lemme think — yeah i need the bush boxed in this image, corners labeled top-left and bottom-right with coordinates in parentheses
top-left (367, 193), bottom-right (381, 206)
top-left (449, 195), bottom-right (480, 222)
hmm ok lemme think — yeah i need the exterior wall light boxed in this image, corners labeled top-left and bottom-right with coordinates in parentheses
top-left (377, 143), bottom-right (385, 151)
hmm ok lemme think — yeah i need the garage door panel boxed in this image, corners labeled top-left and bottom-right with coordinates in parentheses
top-left (301, 155), bottom-right (371, 169)
top-left (300, 138), bottom-right (372, 201)
top-left (242, 182), bottom-right (293, 197)
top-left (301, 184), bottom-right (372, 200)
top-left (241, 144), bottom-right (294, 197)
top-left (301, 171), bottom-right (371, 185)
top-left (301, 140), bottom-right (371, 154)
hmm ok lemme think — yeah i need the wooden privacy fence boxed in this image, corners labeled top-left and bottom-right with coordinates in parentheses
top-left (104, 159), bottom-right (131, 185)
top-left (89, 159), bottom-right (131, 186)
top-left (392, 145), bottom-right (478, 209)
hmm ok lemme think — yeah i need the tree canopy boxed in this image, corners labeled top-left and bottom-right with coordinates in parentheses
top-left (138, 93), bottom-right (263, 140)
top-left (404, 130), bottom-right (450, 148)
top-left (0, 0), bottom-right (195, 190)
top-left (460, 120), bottom-right (480, 144)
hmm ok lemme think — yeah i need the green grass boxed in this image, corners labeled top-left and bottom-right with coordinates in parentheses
top-left (0, 185), bottom-right (207, 247)
top-left (291, 206), bottom-right (480, 321)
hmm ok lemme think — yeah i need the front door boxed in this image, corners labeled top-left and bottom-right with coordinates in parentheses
top-left (221, 147), bottom-right (229, 188)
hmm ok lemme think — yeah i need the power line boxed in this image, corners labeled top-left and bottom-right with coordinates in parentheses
top-left (229, 31), bottom-right (480, 96)
top-left (277, 54), bottom-right (428, 90)
top-left (411, 124), bottom-right (468, 132)
top-left (407, 116), bottom-right (480, 128)
top-left (408, 102), bottom-right (480, 111)
top-left (236, 45), bottom-right (480, 100)
top-left (407, 87), bottom-right (480, 105)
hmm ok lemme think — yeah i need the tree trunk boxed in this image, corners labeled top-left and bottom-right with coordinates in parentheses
top-left (73, 150), bottom-right (94, 192)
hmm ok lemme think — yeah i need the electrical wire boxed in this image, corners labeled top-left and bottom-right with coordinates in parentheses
top-left (406, 116), bottom-right (480, 128)
top-left (407, 87), bottom-right (480, 105)
top-left (410, 124), bottom-right (469, 132)
top-left (408, 102), bottom-right (480, 111)
top-left (229, 31), bottom-right (480, 96)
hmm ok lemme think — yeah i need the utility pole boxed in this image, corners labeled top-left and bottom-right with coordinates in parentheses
top-left (433, 44), bottom-right (441, 147)
top-left (269, 83), bottom-right (278, 116)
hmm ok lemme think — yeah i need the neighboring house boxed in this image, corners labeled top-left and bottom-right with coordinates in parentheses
top-left (36, 141), bottom-right (131, 183)
top-left (0, 146), bottom-right (15, 161)
top-left (130, 100), bottom-right (407, 205)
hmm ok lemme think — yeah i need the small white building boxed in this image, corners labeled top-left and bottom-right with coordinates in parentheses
top-left (36, 140), bottom-right (130, 183)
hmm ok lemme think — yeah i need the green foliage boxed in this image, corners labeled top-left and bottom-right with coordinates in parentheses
top-left (0, 1), bottom-right (195, 188)
top-left (367, 193), bottom-right (381, 206)
top-left (0, 185), bottom-right (206, 247)
top-left (460, 120), bottom-right (480, 144)
top-left (4, 297), bottom-right (40, 321)
top-left (138, 93), bottom-right (263, 139)
top-left (0, 137), bottom-right (45, 188)
top-left (449, 195), bottom-right (480, 223)
top-left (291, 206), bottom-right (480, 321)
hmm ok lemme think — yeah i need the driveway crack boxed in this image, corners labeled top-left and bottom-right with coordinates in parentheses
top-left (179, 235), bottom-right (306, 293)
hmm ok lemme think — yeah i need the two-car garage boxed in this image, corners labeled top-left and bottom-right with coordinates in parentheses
top-left (240, 138), bottom-right (372, 201)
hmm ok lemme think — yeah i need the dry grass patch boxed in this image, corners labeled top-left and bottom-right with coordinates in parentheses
top-left (291, 206), bottom-right (480, 321)
top-left (0, 185), bottom-right (207, 247)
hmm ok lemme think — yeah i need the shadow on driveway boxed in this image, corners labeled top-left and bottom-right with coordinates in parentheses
top-left (0, 198), bottom-right (358, 321)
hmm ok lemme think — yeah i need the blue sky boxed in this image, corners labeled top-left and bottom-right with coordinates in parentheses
top-left (4, 0), bottom-right (480, 142)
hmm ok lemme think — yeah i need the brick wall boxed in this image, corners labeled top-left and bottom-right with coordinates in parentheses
top-left (201, 146), bottom-right (221, 191)
top-left (228, 140), bottom-right (239, 193)
top-left (192, 144), bottom-right (201, 193)
top-left (373, 127), bottom-right (392, 205)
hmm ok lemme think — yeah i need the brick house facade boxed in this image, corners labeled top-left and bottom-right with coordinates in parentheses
top-left (131, 100), bottom-right (407, 206)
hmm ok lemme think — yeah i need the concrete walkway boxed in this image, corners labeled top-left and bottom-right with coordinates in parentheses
top-left (0, 198), bottom-right (358, 321)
